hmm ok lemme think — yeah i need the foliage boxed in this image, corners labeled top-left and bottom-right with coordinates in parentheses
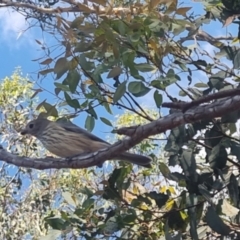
top-left (2, 0), bottom-right (240, 239)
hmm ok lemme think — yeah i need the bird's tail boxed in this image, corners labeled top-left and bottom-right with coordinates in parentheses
top-left (116, 152), bottom-right (152, 168)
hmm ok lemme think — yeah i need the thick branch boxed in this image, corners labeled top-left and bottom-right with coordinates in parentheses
top-left (1, 95), bottom-right (240, 169)
top-left (0, 0), bottom-right (142, 15)
top-left (162, 88), bottom-right (240, 112)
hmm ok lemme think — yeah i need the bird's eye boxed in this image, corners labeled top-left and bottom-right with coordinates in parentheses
top-left (29, 123), bottom-right (34, 129)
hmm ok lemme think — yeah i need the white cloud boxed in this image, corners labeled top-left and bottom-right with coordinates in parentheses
top-left (0, 9), bottom-right (34, 48)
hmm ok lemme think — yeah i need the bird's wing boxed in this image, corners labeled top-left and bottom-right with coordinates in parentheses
top-left (57, 121), bottom-right (109, 144)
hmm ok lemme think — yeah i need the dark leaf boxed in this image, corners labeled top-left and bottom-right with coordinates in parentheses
top-left (64, 92), bottom-right (80, 109)
top-left (146, 191), bottom-right (169, 208)
top-left (208, 145), bottom-right (227, 170)
top-left (66, 70), bottom-right (81, 93)
top-left (113, 81), bottom-right (126, 103)
top-left (100, 117), bottom-right (113, 127)
top-left (205, 206), bottom-right (231, 235)
top-left (38, 68), bottom-right (54, 76)
top-left (54, 57), bottom-right (69, 80)
top-left (153, 90), bottom-right (162, 108)
top-left (79, 54), bottom-right (93, 71)
top-left (209, 71), bottom-right (231, 90)
top-left (227, 174), bottom-right (239, 208)
top-left (44, 217), bottom-right (67, 230)
top-left (230, 141), bottom-right (240, 161)
top-left (234, 49), bottom-right (240, 69)
top-left (180, 149), bottom-right (197, 179)
top-left (107, 66), bottom-right (122, 79)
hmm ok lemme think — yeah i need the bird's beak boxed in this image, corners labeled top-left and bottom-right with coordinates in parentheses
top-left (20, 128), bottom-right (28, 135)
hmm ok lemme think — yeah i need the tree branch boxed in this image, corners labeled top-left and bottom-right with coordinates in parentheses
top-left (0, 0), bottom-right (146, 15)
top-left (1, 94), bottom-right (240, 169)
top-left (162, 88), bottom-right (240, 112)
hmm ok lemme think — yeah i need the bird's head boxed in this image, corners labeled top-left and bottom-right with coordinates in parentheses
top-left (21, 118), bottom-right (50, 138)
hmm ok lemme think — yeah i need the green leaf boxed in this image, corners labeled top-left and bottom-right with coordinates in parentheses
top-left (230, 141), bottom-right (240, 161)
top-left (128, 81), bottom-right (150, 97)
top-left (129, 33), bottom-right (141, 43)
top-left (215, 46), bottom-right (236, 61)
top-left (79, 53), bottom-right (93, 71)
top-left (64, 92), bottom-right (80, 109)
top-left (54, 82), bottom-right (70, 92)
top-left (209, 71), bottom-right (231, 90)
top-left (180, 149), bottom-right (197, 178)
top-left (208, 145), bottom-right (227, 170)
top-left (234, 49), bottom-right (240, 69)
top-left (54, 57), bottom-right (69, 80)
top-left (122, 214), bottom-right (137, 224)
top-left (87, 106), bottom-right (98, 119)
top-left (113, 81), bottom-right (126, 103)
top-left (66, 70), bottom-right (80, 93)
top-left (102, 100), bottom-right (112, 114)
top-left (153, 90), bottom-right (162, 108)
top-left (194, 82), bottom-right (208, 88)
top-left (79, 186), bottom-right (94, 197)
top-left (82, 198), bottom-right (95, 210)
top-left (39, 68), bottom-right (54, 76)
top-left (41, 102), bottom-right (58, 117)
top-left (85, 115), bottom-right (95, 132)
top-left (186, 195), bottom-right (199, 240)
top-left (205, 206), bottom-right (231, 235)
top-left (227, 174), bottom-right (239, 207)
top-left (134, 63), bottom-right (156, 72)
top-left (146, 191), bottom-right (169, 208)
top-left (100, 117), bottom-right (113, 127)
top-left (44, 217), bottom-right (66, 230)
top-left (74, 42), bottom-right (92, 52)
top-left (192, 59), bottom-right (208, 67)
top-left (198, 184), bottom-right (213, 202)
top-left (159, 162), bottom-right (170, 178)
top-left (107, 66), bottom-right (122, 79)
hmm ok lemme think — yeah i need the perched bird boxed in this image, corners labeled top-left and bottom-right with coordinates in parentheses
top-left (21, 118), bottom-right (152, 168)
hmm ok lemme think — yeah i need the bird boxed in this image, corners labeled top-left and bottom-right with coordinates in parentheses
top-left (21, 118), bottom-right (152, 168)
